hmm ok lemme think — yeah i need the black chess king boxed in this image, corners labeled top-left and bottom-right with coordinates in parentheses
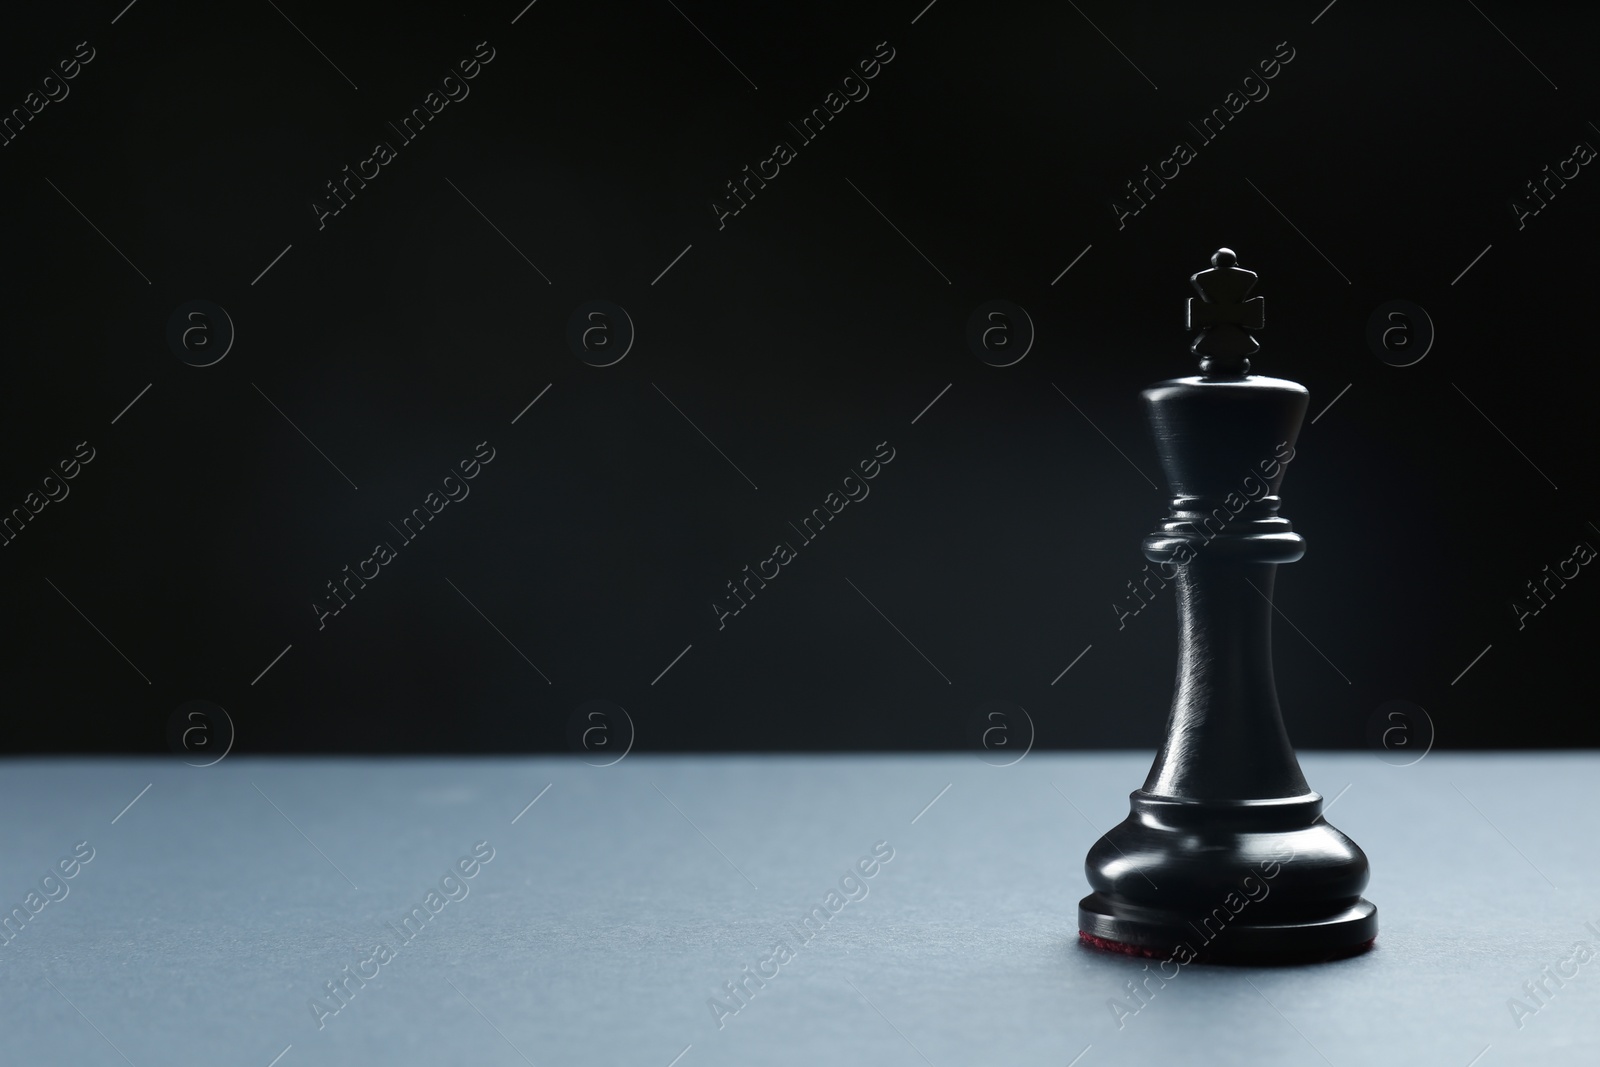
top-left (1077, 248), bottom-right (1377, 962)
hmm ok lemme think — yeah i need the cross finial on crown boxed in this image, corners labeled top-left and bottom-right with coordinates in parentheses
top-left (1186, 247), bottom-right (1264, 376)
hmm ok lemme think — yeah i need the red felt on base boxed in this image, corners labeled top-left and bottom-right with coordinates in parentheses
top-left (1078, 929), bottom-right (1378, 965)
top-left (1078, 930), bottom-right (1165, 958)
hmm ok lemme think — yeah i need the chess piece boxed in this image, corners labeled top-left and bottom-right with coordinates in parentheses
top-left (1077, 248), bottom-right (1377, 962)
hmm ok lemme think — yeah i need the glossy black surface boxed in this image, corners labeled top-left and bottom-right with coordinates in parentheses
top-left (1079, 249), bottom-right (1377, 962)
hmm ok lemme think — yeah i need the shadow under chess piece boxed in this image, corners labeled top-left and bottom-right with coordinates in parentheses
top-left (1077, 248), bottom-right (1377, 963)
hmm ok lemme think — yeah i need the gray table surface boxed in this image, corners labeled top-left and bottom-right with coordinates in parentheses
top-left (0, 753), bottom-right (1594, 1066)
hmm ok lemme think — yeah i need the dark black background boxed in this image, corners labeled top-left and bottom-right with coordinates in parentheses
top-left (2, 0), bottom-right (1594, 753)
